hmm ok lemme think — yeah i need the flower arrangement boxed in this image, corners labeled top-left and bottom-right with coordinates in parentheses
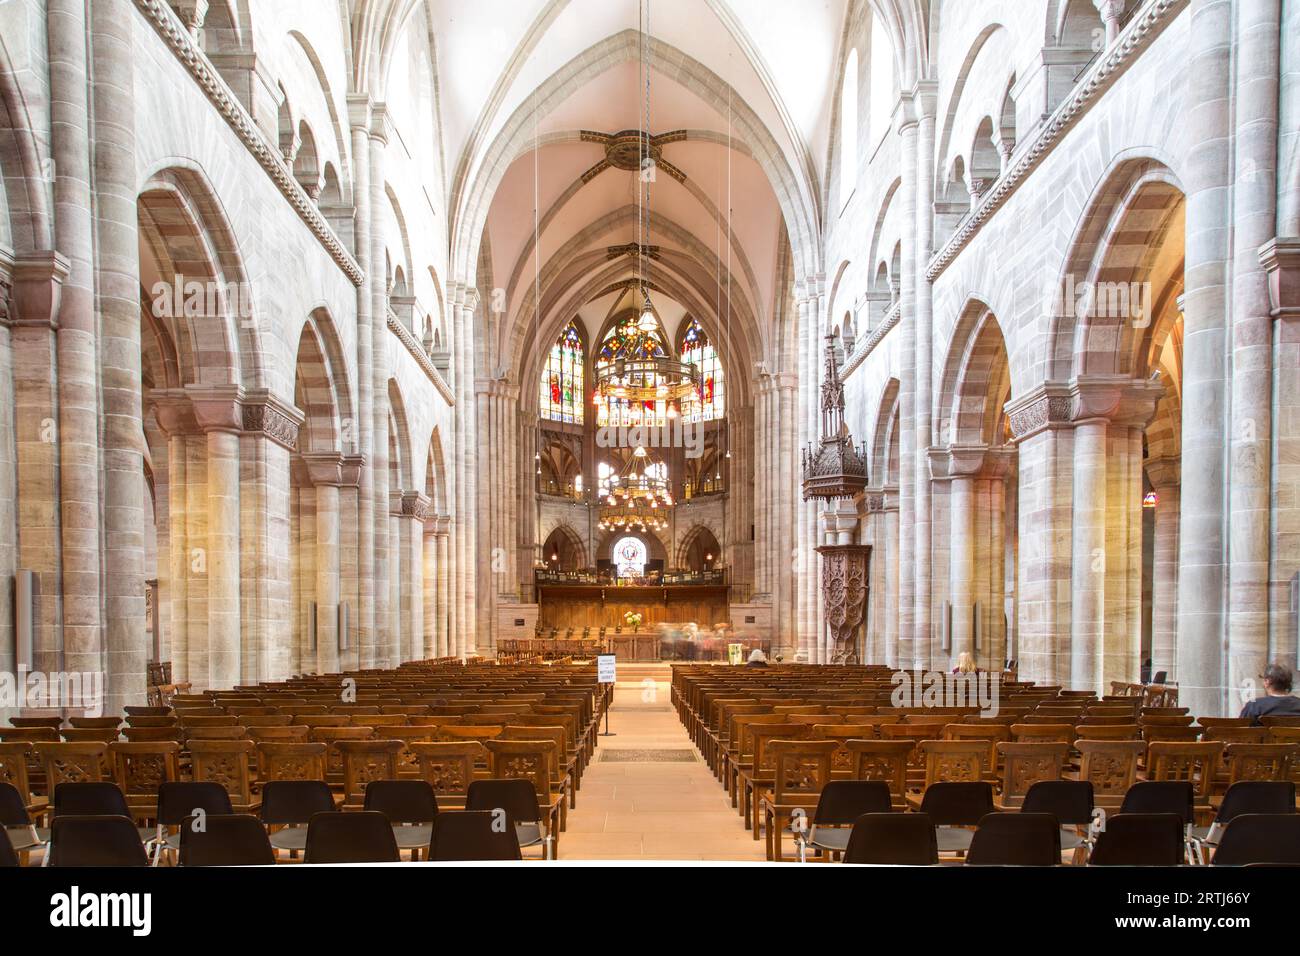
top-left (623, 611), bottom-right (643, 630)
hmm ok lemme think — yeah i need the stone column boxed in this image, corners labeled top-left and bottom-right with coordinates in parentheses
top-left (1093, 0), bottom-right (1128, 46)
top-left (0, 269), bottom-right (15, 696)
top-left (1007, 387), bottom-right (1073, 685)
top-left (369, 107), bottom-right (392, 669)
top-left (400, 492), bottom-right (429, 661)
top-left (948, 470), bottom-right (976, 663)
top-left (882, 488), bottom-right (900, 668)
top-left (303, 454), bottom-right (344, 675)
top-left (239, 392), bottom-right (300, 683)
top-left (1146, 456), bottom-right (1180, 678)
top-left (894, 94), bottom-right (919, 669)
top-left (422, 518), bottom-right (439, 659)
top-left (191, 388), bottom-right (242, 691)
top-left (913, 81), bottom-right (938, 671)
top-left (8, 254), bottom-right (69, 678)
top-left (1177, 0), bottom-right (1233, 717)
top-left (776, 373), bottom-right (799, 658)
top-left (1227, 0), bottom-right (1280, 699)
top-left (434, 516), bottom-right (452, 656)
top-left (94, 0), bottom-right (145, 713)
top-left (347, 95), bottom-right (376, 671)
top-left (49, 0), bottom-right (104, 690)
top-left (1070, 418), bottom-right (1107, 692)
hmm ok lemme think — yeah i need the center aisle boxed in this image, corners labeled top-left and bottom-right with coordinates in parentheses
top-left (558, 664), bottom-right (767, 861)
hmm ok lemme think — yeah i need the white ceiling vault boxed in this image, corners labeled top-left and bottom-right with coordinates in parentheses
top-left (420, 0), bottom-right (852, 393)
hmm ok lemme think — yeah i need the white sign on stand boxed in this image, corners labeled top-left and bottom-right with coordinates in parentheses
top-left (597, 654), bottom-right (617, 683)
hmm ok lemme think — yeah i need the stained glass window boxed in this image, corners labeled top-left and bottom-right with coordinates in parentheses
top-left (594, 313), bottom-right (670, 428)
top-left (540, 321), bottom-right (583, 423)
top-left (679, 318), bottom-right (725, 421)
top-left (612, 536), bottom-right (648, 577)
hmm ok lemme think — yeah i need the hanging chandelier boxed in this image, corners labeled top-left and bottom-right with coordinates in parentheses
top-left (592, 0), bottom-right (699, 412)
top-left (604, 444), bottom-right (673, 505)
top-left (598, 496), bottom-right (669, 534)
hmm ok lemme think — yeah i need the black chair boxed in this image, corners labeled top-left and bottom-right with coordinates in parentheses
top-left (52, 780), bottom-right (132, 818)
top-left (843, 812), bottom-right (939, 865)
top-left (1152, 670), bottom-right (1167, 685)
top-left (917, 782), bottom-right (995, 853)
top-left (0, 826), bottom-right (18, 867)
top-left (1088, 813), bottom-right (1185, 866)
top-left (363, 780), bottom-right (438, 858)
top-left (1193, 781), bottom-right (1294, 851)
top-left (1211, 814), bottom-right (1300, 866)
top-left (179, 814), bottom-right (276, 866)
top-left (47, 815), bottom-right (150, 867)
top-left (966, 812), bottom-right (1061, 866)
top-left (1119, 780), bottom-right (1195, 863)
top-left (797, 780), bottom-right (893, 861)
top-left (302, 811), bottom-right (401, 864)
top-left (0, 781), bottom-right (42, 857)
top-left (428, 810), bottom-right (523, 861)
top-left (1022, 780), bottom-right (1095, 854)
top-left (151, 781), bottom-right (234, 865)
top-left (466, 778), bottom-right (549, 859)
top-left (260, 780), bottom-right (335, 855)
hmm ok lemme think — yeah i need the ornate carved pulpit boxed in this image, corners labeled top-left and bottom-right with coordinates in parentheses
top-left (802, 334), bottom-right (871, 664)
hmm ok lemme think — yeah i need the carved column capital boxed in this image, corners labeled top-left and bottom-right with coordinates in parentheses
top-left (301, 452), bottom-right (348, 487)
top-left (186, 384), bottom-right (244, 434)
top-left (241, 388), bottom-right (303, 452)
top-left (401, 491), bottom-right (431, 520)
top-left (1069, 375), bottom-right (1163, 430)
top-left (1005, 384), bottom-right (1073, 443)
top-left (5, 250), bottom-right (70, 330)
top-left (1261, 237), bottom-right (1300, 321)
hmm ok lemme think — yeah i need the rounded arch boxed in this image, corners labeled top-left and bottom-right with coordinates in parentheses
top-left (386, 378), bottom-right (414, 492)
top-left (676, 523), bottom-right (722, 571)
top-left (870, 377), bottom-right (901, 483)
top-left (937, 298), bottom-right (1011, 447)
top-left (1048, 155), bottom-right (1186, 381)
top-left (424, 425), bottom-right (448, 512)
top-left (137, 164), bottom-right (265, 389)
top-left (0, 34), bottom-right (53, 250)
top-left (294, 315), bottom-right (344, 453)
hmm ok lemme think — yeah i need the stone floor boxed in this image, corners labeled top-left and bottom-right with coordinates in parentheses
top-left (558, 665), bottom-right (768, 861)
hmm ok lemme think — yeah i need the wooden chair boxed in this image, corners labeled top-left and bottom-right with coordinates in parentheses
top-left (336, 739), bottom-right (405, 807)
top-left (760, 740), bottom-right (838, 861)
top-left (389, 729), bottom-right (439, 779)
top-left (408, 742), bottom-right (484, 805)
top-left (121, 726), bottom-right (183, 743)
top-left (109, 741), bottom-right (180, 818)
top-left (1075, 740), bottom-right (1145, 809)
top-left (907, 740), bottom-right (989, 809)
top-left (255, 742), bottom-right (327, 784)
top-left (1201, 726), bottom-right (1269, 744)
top-left (942, 723), bottom-right (1009, 778)
top-left (310, 727), bottom-right (375, 781)
top-left (1147, 741), bottom-right (1223, 823)
top-left (484, 739), bottom-right (564, 843)
top-left (189, 739), bottom-right (257, 812)
top-left (59, 727), bottom-right (120, 744)
top-left (501, 725), bottom-right (574, 813)
top-left (185, 726), bottom-right (248, 742)
top-left (1221, 743), bottom-right (1296, 788)
top-left (8, 717), bottom-right (63, 730)
top-left (844, 740), bottom-right (912, 808)
top-left (1075, 724), bottom-right (1141, 741)
top-left (994, 742), bottom-right (1069, 809)
top-left (0, 742), bottom-right (42, 814)
top-left (36, 742), bottom-right (108, 794)
top-left (739, 724), bottom-right (809, 836)
top-left (67, 717), bottom-right (123, 730)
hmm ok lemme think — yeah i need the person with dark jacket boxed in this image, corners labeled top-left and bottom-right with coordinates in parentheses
top-left (1239, 663), bottom-right (1300, 725)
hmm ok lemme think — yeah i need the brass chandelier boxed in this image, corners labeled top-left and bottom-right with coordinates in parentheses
top-left (604, 444), bottom-right (673, 505)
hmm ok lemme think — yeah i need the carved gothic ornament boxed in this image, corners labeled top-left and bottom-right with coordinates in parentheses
top-left (243, 401), bottom-right (301, 452)
top-left (1006, 393), bottom-right (1072, 441)
top-left (803, 332), bottom-right (868, 500)
top-left (401, 492), bottom-right (431, 520)
top-left (817, 544), bottom-right (871, 665)
top-left (579, 129), bottom-right (688, 184)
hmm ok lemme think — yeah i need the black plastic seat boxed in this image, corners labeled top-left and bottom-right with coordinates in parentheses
top-left (0, 781), bottom-right (41, 853)
top-left (260, 780), bottom-right (335, 853)
top-left (428, 810), bottom-right (523, 861)
top-left (0, 827), bottom-right (18, 867)
top-left (1194, 781), bottom-right (1295, 847)
top-left (1211, 814), bottom-right (1300, 865)
top-left (796, 780), bottom-right (893, 860)
top-left (52, 781), bottom-right (153, 845)
top-left (467, 778), bottom-right (548, 858)
top-left (363, 780), bottom-right (438, 854)
top-left (843, 812), bottom-right (939, 865)
top-left (179, 813), bottom-right (276, 866)
top-left (1119, 781), bottom-right (1194, 825)
top-left (1088, 813), bottom-right (1185, 866)
top-left (47, 815), bottom-right (150, 867)
top-left (303, 811), bottom-right (400, 864)
top-left (918, 781), bottom-right (995, 853)
top-left (151, 781), bottom-right (234, 863)
top-left (1022, 779), bottom-right (1095, 851)
top-left (966, 812), bottom-right (1061, 866)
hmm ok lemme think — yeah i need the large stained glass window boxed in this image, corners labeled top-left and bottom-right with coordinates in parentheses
top-left (540, 321), bottom-right (584, 423)
top-left (594, 313), bottom-right (670, 428)
top-left (679, 318), bottom-right (725, 421)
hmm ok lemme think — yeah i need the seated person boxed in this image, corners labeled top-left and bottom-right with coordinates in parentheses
top-left (1239, 663), bottom-right (1300, 725)
top-left (746, 648), bottom-right (769, 668)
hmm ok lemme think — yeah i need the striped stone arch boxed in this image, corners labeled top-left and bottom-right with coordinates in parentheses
top-left (387, 378), bottom-right (414, 493)
top-left (0, 34), bottom-right (52, 251)
top-left (1048, 157), bottom-right (1185, 381)
top-left (1144, 367), bottom-right (1182, 464)
top-left (675, 522), bottom-right (722, 569)
top-left (870, 377), bottom-right (900, 483)
top-left (937, 299), bottom-right (1011, 447)
top-left (424, 426), bottom-right (449, 512)
top-left (293, 311), bottom-right (350, 454)
top-left (540, 521), bottom-right (588, 570)
top-left (137, 166), bottom-right (263, 389)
